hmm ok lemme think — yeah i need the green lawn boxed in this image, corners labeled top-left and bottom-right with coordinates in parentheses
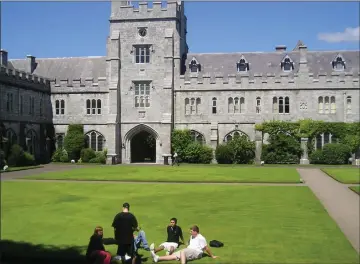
top-left (1, 181), bottom-right (358, 263)
top-left (350, 186), bottom-right (360, 194)
top-left (22, 165), bottom-right (301, 183)
top-left (321, 168), bottom-right (360, 184)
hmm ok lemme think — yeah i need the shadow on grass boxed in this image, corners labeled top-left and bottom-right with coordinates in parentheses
top-left (0, 239), bottom-right (149, 264)
top-left (0, 239), bottom-right (86, 264)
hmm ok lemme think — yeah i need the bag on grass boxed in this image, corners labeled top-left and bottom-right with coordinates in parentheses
top-left (209, 240), bottom-right (224, 247)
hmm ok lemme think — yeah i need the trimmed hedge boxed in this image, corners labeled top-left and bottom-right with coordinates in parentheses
top-left (63, 124), bottom-right (85, 161)
top-left (171, 129), bottom-right (213, 164)
top-left (216, 135), bottom-right (256, 164)
top-left (309, 143), bottom-right (351, 165)
top-left (7, 144), bottom-right (35, 167)
top-left (261, 133), bottom-right (302, 164)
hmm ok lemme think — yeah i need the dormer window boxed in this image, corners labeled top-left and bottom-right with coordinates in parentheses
top-left (281, 55), bottom-right (294, 72)
top-left (332, 55), bottom-right (346, 71)
top-left (237, 56), bottom-right (249, 72)
top-left (189, 57), bottom-right (201, 73)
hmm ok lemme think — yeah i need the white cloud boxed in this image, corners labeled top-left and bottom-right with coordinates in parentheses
top-left (317, 27), bottom-right (360, 43)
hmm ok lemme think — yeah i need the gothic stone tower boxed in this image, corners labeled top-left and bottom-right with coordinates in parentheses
top-left (107, 1), bottom-right (187, 164)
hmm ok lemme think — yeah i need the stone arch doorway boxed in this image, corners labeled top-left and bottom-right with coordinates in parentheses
top-left (130, 130), bottom-right (156, 163)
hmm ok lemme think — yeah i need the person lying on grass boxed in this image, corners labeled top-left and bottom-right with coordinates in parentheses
top-left (150, 217), bottom-right (185, 256)
top-left (86, 226), bottom-right (112, 264)
top-left (150, 225), bottom-right (218, 264)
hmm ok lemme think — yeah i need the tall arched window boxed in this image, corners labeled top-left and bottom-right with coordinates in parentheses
top-left (212, 97), bottom-right (217, 114)
top-left (6, 129), bottom-right (17, 146)
top-left (224, 130), bottom-right (249, 142)
top-left (324, 96), bottom-right (330, 114)
top-left (346, 96), bottom-right (352, 114)
top-left (26, 130), bottom-right (37, 156)
top-left (190, 130), bottom-right (205, 145)
top-left (272, 97), bottom-right (278, 113)
top-left (256, 97), bottom-right (261, 114)
top-left (185, 98), bottom-right (190, 115)
top-left (318, 97), bottom-right (324, 113)
top-left (85, 131), bottom-right (105, 152)
top-left (330, 96), bottom-right (336, 114)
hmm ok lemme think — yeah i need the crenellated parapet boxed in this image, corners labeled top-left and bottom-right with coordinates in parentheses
top-left (0, 65), bottom-right (50, 92)
top-left (49, 77), bottom-right (107, 93)
top-left (178, 71), bottom-right (360, 90)
top-left (111, 1), bottom-right (180, 21)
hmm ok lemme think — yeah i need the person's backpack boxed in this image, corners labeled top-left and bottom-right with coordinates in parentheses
top-left (209, 240), bottom-right (224, 247)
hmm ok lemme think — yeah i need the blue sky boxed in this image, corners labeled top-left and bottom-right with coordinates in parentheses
top-left (1, 1), bottom-right (359, 59)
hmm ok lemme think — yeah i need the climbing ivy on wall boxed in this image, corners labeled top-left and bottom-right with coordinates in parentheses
top-left (255, 119), bottom-right (360, 153)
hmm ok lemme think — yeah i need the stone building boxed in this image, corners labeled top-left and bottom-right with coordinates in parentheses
top-left (4, 1), bottom-right (360, 164)
top-left (0, 50), bottom-right (55, 163)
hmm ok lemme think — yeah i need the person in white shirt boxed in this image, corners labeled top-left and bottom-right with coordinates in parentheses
top-left (150, 225), bottom-right (217, 264)
top-left (172, 152), bottom-right (179, 166)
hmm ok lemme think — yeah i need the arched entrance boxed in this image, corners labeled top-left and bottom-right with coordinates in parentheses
top-left (130, 131), bottom-right (156, 163)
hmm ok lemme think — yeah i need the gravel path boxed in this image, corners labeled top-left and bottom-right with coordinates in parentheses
top-left (297, 168), bottom-right (360, 253)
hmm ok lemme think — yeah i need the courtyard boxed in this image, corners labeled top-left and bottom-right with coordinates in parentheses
top-left (0, 164), bottom-right (359, 263)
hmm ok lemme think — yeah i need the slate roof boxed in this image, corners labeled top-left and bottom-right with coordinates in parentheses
top-left (185, 50), bottom-right (360, 77)
top-left (8, 44), bottom-right (359, 80)
top-left (9, 56), bottom-right (107, 80)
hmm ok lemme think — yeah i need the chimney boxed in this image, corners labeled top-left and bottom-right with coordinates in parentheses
top-left (26, 55), bottom-right (36, 73)
top-left (0, 49), bottom-right (8, 67)
top-left (298, 45), bottom-right (308, 73)
top-left (275, 45), bottom-right (287, 52)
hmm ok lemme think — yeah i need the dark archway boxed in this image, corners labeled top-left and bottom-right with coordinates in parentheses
top-left (131, 131), bottom-right (156, 163)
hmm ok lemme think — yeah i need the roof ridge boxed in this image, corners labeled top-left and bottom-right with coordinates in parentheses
top-left (9, 56), bottom-right (106, 61)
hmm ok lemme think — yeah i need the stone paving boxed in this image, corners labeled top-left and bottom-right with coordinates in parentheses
top-left (1, 164), bottom-right (359, 254)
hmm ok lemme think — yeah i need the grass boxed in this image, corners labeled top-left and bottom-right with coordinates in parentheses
top-left (21, 165), bottom-right (302, 183)
top-left (349, 186), bottom-right (360, 194)
top-left (321, 168), bottom-right (360, 184)
top-left (1, 165), bottom-right (43, 173)
top-left (1, 181), bottom-right (358, 263)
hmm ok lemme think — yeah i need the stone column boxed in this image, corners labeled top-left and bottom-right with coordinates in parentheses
top-left (210, 122), bottom-right (218, 163)
top-left (300, 137), bottom-right (310, 165)
top-left (254, 130), bottom-right (262, 165)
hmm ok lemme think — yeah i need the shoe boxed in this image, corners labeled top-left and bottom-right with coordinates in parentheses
top-left (150, 250), bottom-right (159, 263)
top-left (124, 254), bottom-right (131, 261)
top-left (150, 243), bottom-right (155, 251)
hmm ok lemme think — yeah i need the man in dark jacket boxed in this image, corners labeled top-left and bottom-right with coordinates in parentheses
top-left (112, 202), bottom-right (138, 264)
top-left (86, 226), bottom-right (112, 264)
top-left (150, 217), bottom-right (185, 255)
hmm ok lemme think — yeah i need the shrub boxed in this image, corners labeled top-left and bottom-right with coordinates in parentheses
top-left (171, 129), bottom-right (192, 159)
top-left (51, 148), bottom-right (64, 162)
top-left (59, 149), bottom-right (69, 163)
top-left (215, 136), bottom-right (256, 164)
top-left (341, 134), bottom-right (360, 153)
top-left (0, 149), bottom-right (6, 168)
top-left (7, 144), bottom-right (26, 167)
top-left (80, 148), bottom-right (96, 162)
top-left (261, 133), bottom-right (302, 164)
top-left (227, 136), bottom-right (256, 164)
top-left (88, 151), bottom-right (107, 164)
top-left (182, 143), bottom-right (213, 164)
top-left (215, 144), bottom-right (233, 164)
top-left (23, 152), bottom-right (36, 166)
top-left (315, 143), bottom-right (351, 165)
top-left (309, 149), bottom-right (325, 164)
top-left (63, 124), bottom-right (85, 161)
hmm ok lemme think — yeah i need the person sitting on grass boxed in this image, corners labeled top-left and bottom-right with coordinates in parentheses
top-left (150, 217), bottom-right (185, 256)
top-left (150, 225), bottom-right (218, 264)
top-left (86, 226), bottom-right (112, 264)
